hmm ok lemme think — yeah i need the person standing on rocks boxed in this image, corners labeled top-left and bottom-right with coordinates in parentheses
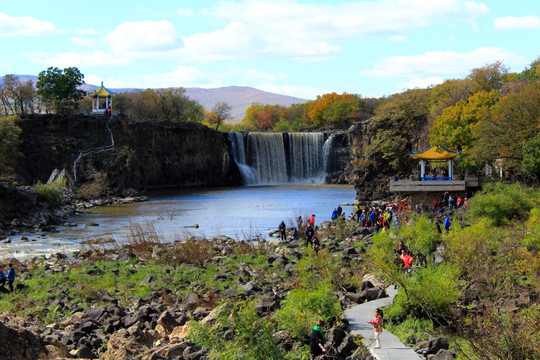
top-left (337, 204), bottom-right (342, 217)
top-left (297, 216), bottom-right (303, 230)
top-left (310, 320), bottom-right (326, 359)
top-left (305, 224), bottom-right (314, 247)
top-left (6, 263), bottom-right (15, 293)
top-left (278, 220), bottom-right (287, 242)
top-left (309, 214), bottom-right (316, 227)
top-left (0, 267), bottom-right (6, 289)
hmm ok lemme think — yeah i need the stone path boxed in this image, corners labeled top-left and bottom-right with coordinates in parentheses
top-left (344, 287), bottom-right (421, 360)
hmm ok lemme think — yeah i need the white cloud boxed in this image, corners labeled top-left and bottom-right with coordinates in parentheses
top-left (0, 12), bottom-right (58, 37)
top-left (28, 50), bottom-right (132, 68)
top-left (225, 67), bottom-right (277, 82)
top-left (69, 37), bottom-right (98, 48)
top-left (389, 35), bottom-right (407, 42)
top-left (186, 0), bottom-right (489, 61)
top-left (361, 47), bottom-right (528, 78)
top-left (494, 16), bottom-right (540, 30)
top-left (75, 27), bottom-right (99, 35)
top-left (103, 66), bottom-right (220, 89)
top-left (105, 20), bottom-right (182, 53)
top-left (177, 8), bottom-right (194, 16)
top-left (398, 77), bottom-right (445, 91)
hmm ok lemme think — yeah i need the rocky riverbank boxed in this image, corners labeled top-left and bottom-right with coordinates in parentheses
top-left (0, 223), bottom-right (387, 360)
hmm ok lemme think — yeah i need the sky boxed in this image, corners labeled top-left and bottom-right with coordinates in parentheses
top-left (0, 0), bottom-right (539, 100)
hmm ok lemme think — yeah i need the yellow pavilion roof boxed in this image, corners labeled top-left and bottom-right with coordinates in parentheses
top-left (410, 145), bottom-right (460, 160)
top-left (88, 82), bottom-right (116, 97)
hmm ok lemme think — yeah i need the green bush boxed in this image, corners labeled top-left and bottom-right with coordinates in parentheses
top-left (275, 282), bottom-right (342, 339)
top-left (189, 300), bottom-right (284, 360)
top-left (468, 182), bottom-right (536, 226)
top-left (33, 179), bottom-right (65, 207)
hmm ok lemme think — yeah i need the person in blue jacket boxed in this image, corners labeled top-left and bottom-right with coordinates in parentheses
top-left (0, 267), bottom-right (6, 289)
top-left (6, 263), bottom-right (15, 293)
top-left (444, 216), bottom-right (451, 234)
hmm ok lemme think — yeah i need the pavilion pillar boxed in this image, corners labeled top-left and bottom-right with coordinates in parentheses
top-left (448, 160), bottom-right (453, 180)
top-left (420, 160), bottom-right (426, 179)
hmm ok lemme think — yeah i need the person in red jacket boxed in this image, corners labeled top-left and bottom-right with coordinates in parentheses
top-left (368, 308), bottom-right (384, 349)
top-left (400, 249), bottom-right (414, 274)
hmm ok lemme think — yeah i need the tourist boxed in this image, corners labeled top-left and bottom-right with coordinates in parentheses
top-left (304, 224), bottom-right (314, 247)
top-left (6, 263), bottom-right (15, 293)
top-left (400, 250), bottom-right (414, 274)
top-left (444, 215), bottom-right (451, 234)
top-left (331, 208), bottom-right (338, 220)
top-left (311, 236), bottom-right (320, 254)
top-left (368, 308), bottom-right (384, 349)
top-left (456, 196), bottom-right (463, 208)
top-left (297, 216), bottom-right (303, 229)
top-left (278, 220), bottom-right (286, 242)
top-left (310, 320), bottom-right (326, 359)
top-left (308, 214), bottom-right (316, 226)
top-left (0, 267), bottom-right (6, 289)
top-left (448, 195), bottom-right (455, 209)
top-left (292, 227), bottom-right (299, 240)
top-left (337, 204), bottom-right (343, 217)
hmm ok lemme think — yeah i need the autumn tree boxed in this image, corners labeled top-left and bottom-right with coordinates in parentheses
top-left (468, 60), bottom-right (509, 93)
top-left (473, 82), bottom-right (540, 176)
top-left (364, 89), bottom-right (430, 171)
top-left (115, 88), bottom-right (204, 122)
top-left (242, 104), bottom-right (283, 131)
top-left (209, 101), bottom-right (232, 130)
top-left (36, 67), bottom-right (85, 115)
top-left (306, 92), bottom-right (363, 129)
top-left (0, 75), bottom-right (37, 116)
top-left (429, 90), bottom-right (501, 170)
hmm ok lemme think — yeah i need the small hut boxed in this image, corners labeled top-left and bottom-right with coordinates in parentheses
top-left (88, 82), bottom-right (116, 114)
top-left (410, 145), bottom-right (461, 181)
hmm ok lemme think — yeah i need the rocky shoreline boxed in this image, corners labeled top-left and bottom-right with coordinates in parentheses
top-left (0, 224), bottom-right (384, 360)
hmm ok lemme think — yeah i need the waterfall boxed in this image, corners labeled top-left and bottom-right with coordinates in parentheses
top-left (322, 133), bottom-right (335, 173)
top-left (228, 132), bottom-right (257, 184)
top-left (287, 132), bottom-right (326, 183)
top-left (247, 132), bottom-right (288, 184)
top-left (229, 131), bottom-right (333, 185)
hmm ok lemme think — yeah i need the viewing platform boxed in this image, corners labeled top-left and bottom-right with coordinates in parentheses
top-left (389, 176), bottom-right (479, 192)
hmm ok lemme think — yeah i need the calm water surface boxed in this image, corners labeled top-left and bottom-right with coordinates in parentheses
top-left (1, 185), bottom-right (355, 259)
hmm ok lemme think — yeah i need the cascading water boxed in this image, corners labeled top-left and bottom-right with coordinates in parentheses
top-left (229, 131), bottom-right (334, 185)
top-left (228, 132), bottom-right (257, 184)
top-left (287, 132), bottom-right (326, 183)
top-left (247, 132), bottom-right (288, 184)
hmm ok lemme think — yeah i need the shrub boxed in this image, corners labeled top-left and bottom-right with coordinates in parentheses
top-left (189, 300), bottom-right (284, 360)
top-left (33, 179), bottom-right (65, 207)
top-left (275, 282), bottom-right (342, 339)
top-left (77, 172), bottom-right (108, 200)
top-left (468, 182), bottom-right (536, 226)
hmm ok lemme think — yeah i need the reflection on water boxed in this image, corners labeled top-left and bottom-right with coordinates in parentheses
top-left (1, 185), bottom-right (355, 259)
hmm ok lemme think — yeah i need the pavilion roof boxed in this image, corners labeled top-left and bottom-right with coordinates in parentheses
top-left (88, 82), bottom-right (116, 97)
top-left (410, 145), bottom-right (461, 160)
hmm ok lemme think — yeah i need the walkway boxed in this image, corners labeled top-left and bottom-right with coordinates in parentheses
top-left (344, 287), bottom-right (421, 360)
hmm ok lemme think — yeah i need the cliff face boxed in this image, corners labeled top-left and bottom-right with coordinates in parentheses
top-left (15, 115), bottom-right (242, 194)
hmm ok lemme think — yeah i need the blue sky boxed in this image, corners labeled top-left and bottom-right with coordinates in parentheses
top-left (1, 0), bottom-right (539, 99)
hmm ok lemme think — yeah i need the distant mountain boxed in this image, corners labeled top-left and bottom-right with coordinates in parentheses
top-left (1, 74), bottom-right (309, 120)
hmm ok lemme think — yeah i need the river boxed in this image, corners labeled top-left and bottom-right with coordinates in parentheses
top-left (0, 185), bottom-right (356, 260)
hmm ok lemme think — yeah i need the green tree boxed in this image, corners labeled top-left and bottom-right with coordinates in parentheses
top-left (0, 116), bottom-right (23, 176)
top-left (468, 60), bottom-right (509, 93)
top-left (522, 133), bottom-right (540, 181)
top-left (36, 67), bottom-right (85, 115)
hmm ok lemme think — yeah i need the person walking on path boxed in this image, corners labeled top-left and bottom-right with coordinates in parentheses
top-left (278, 220), bottom-right (286, 242)
top-left (6, 263), bottom-right (15, 293)
top-left (368, 308), bottom-right (384, 349)
top-left (310, 320), bottom-right (326, 359)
